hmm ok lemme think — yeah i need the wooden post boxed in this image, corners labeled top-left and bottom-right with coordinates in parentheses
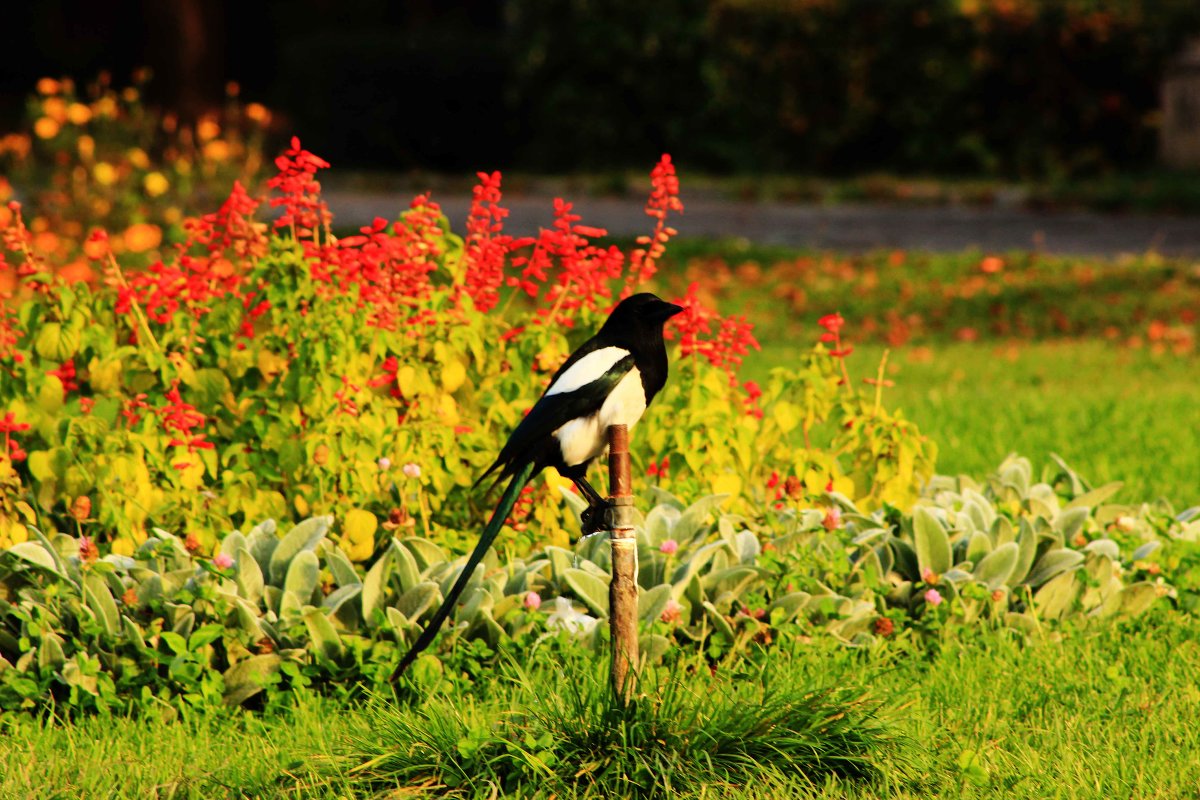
top-left (606, 424), bottom-right (638, 703)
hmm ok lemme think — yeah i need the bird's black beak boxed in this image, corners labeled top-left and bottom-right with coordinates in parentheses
top-left (657, 302), bottom-right (685, 320)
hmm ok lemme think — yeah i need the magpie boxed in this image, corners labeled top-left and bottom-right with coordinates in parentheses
top-left (391, 292), bottom-right (683, 680)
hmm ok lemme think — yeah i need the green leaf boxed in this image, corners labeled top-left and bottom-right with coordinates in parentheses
top-left (389, 540), bottom-right (421, 594)
top-left (638, 584), bottom-right (672, 623)
top-left (1009, 519), bottom-right (1039, 586)
top-left (1065, 481), bottom-right (1123, 511)
top-left (1118, 583), bottom-right (1161, 617)
top-left (223, 654), bottom-right (282, 706)
top-left (965, 531), bottom-right (992, 564)
top-left (973, 542), bottom-right (1020, 590)
top-left (564, 568), bottom-right (609, 617)
top-left (234, 546), bottom-right (264, 605)
top-left (913, 506), bottom-right (952, 576)
top-left (397, 581), bottom-right (441, 621)
top-left (83, 572), bottom-right (119, 637)
top-left (268, 516), bottom-right (331, 586)
top-left (325, 547), bottom-right (361, 588)
top-left (38, 635), bottom-right (65, 670)
top-left (6, 542), bottom-right (63, 576)
top-left (1025, 549), bottom-right (1084, 588)
top-left (1034, 570), bottom-right (1079, 620)
top-left (303, 609), bottom-right (344, 661)
top-left (361, 550), bottom-right (392, 627)
top-left (280, 550), bottom-right (320, 618)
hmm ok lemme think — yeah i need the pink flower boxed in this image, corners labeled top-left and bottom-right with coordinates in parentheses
top-left (213, 552), bottom-right (234, 570)
top-left (991, 589), bottom-right (1005, 603)
top-left (661, 598), bottom-right (683, 624)
top-left (924, 588), bottom-right (943, 607)
top-left (524, 591), bottom-right (542, 611)
top-left (659, 539), bottom-right (679, 555)
top-left (377, 457), bottom-right (391, 470)
top-left (822, 506), bottom-right (842, 531)
top-left (402, 462), bottom-right (421, 479)
top-left (921, 568), bottom-right (939, 584)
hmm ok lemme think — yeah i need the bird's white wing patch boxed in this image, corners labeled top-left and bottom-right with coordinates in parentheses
top-left (555, 367), bottom-right (647, 467)
top-left (545, 346), bottom-right (631, 397)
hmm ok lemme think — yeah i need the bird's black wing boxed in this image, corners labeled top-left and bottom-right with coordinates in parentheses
top-left (479, 352), bottom-right (636, 484)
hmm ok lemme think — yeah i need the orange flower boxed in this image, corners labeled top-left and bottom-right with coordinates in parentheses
top-left (59, 260), bottom-right (96, 284)
top-left (196, 118), bottom-right (220, 141)
top-left (67, 103), bottom-right (92, 125)
top-left (123, 223), bottom-right (162, 253)
top-left (32, 231), bottom-right (60, 255)
top-left (245, 102), bottom-right (271, 124)
top-left (36, 77), bottom-right (61, 95)
top-left (33, 117), bottom-right (60, 139)
top-left (70, 495), bottom-right (92, 522)
top-left (980, 255), bottom-right (1004, 274)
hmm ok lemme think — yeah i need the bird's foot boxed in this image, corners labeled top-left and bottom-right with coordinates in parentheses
top-left (580, 500), bottom-right (617, 537)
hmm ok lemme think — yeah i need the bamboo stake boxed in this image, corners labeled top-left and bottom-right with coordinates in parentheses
top-left (606, 424), bottom-right (638, 704)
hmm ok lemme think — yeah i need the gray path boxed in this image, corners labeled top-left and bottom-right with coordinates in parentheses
top-left (322, 190), bottom-right (1200, 257)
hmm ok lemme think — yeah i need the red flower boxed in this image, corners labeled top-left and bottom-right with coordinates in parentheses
top-left (0, 412), bottom-right (30, 463)
top-left (159, 381), bottom-right (213, 452)
top-left (818, 313), bottom-right (845, 333)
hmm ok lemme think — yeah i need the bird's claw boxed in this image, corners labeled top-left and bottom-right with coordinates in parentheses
top-left (580, 500), bottom-right (616, 537)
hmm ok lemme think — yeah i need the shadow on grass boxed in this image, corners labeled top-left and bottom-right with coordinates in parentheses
top-left (324, 655), bottom-right (912, 799)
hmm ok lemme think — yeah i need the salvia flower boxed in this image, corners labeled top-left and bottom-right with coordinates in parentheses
top-left (213, 552), bottom-right (233, 570)
top-left (523, 591), bottom-right (542, 611)
top-left (659, 539), bottom-right (679, 555)
top-left (924, 588), bottom-right (944, 607)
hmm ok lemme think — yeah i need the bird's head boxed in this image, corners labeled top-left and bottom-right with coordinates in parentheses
top-left (602, 293), bottom-right (684, 334)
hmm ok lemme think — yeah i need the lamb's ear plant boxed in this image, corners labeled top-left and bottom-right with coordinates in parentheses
top-left (0, 454), bottom-right (1179, 713)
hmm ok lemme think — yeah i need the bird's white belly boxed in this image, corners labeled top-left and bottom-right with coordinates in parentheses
top-left (554, 368), bottom-right (647, 466)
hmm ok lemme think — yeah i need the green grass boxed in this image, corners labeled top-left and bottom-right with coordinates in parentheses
top-left (4, 613), bottom-right (1198, 798)
top-left (745, 340), bottom-right (1199, 509)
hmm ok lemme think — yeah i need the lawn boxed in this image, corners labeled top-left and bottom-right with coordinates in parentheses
top-left (4, 611), bottom-right (1197, 799)
top-left (748, 341), bottom-right (1199, 509)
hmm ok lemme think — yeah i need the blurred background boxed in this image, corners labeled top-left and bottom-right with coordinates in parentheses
top-left (5, 0), bottom-right (1200, 181)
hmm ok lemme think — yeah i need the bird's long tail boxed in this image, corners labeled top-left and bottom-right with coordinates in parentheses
top-left (390, 461), bottom-right (536, 681)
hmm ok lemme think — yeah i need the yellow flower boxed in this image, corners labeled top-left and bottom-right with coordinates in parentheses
top-left (94, 97), bottom-right (117, 118)
top-left (127, 148), bottom-right (150, 169)
top-left (33, 117), bottom-right (60, 140)
top-left (36, 77), bottom-right (61, 95)
top-left (143, 171), bottom-right (169, 197)
top-left (92, 162), bottom-right (117, 185)
top-left (196, 118), bottom-right (220, 141)
top-left (67, 103), bottom-right (91, 125)
top-left (77, 135), bottom-right (95, 160)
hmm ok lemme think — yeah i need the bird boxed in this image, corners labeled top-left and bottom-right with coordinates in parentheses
top-left (390, 292), bottom-right (684, 680)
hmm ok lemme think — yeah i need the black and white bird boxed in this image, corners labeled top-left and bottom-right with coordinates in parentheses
top-left (391, 292), bottom-right (683, 680)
